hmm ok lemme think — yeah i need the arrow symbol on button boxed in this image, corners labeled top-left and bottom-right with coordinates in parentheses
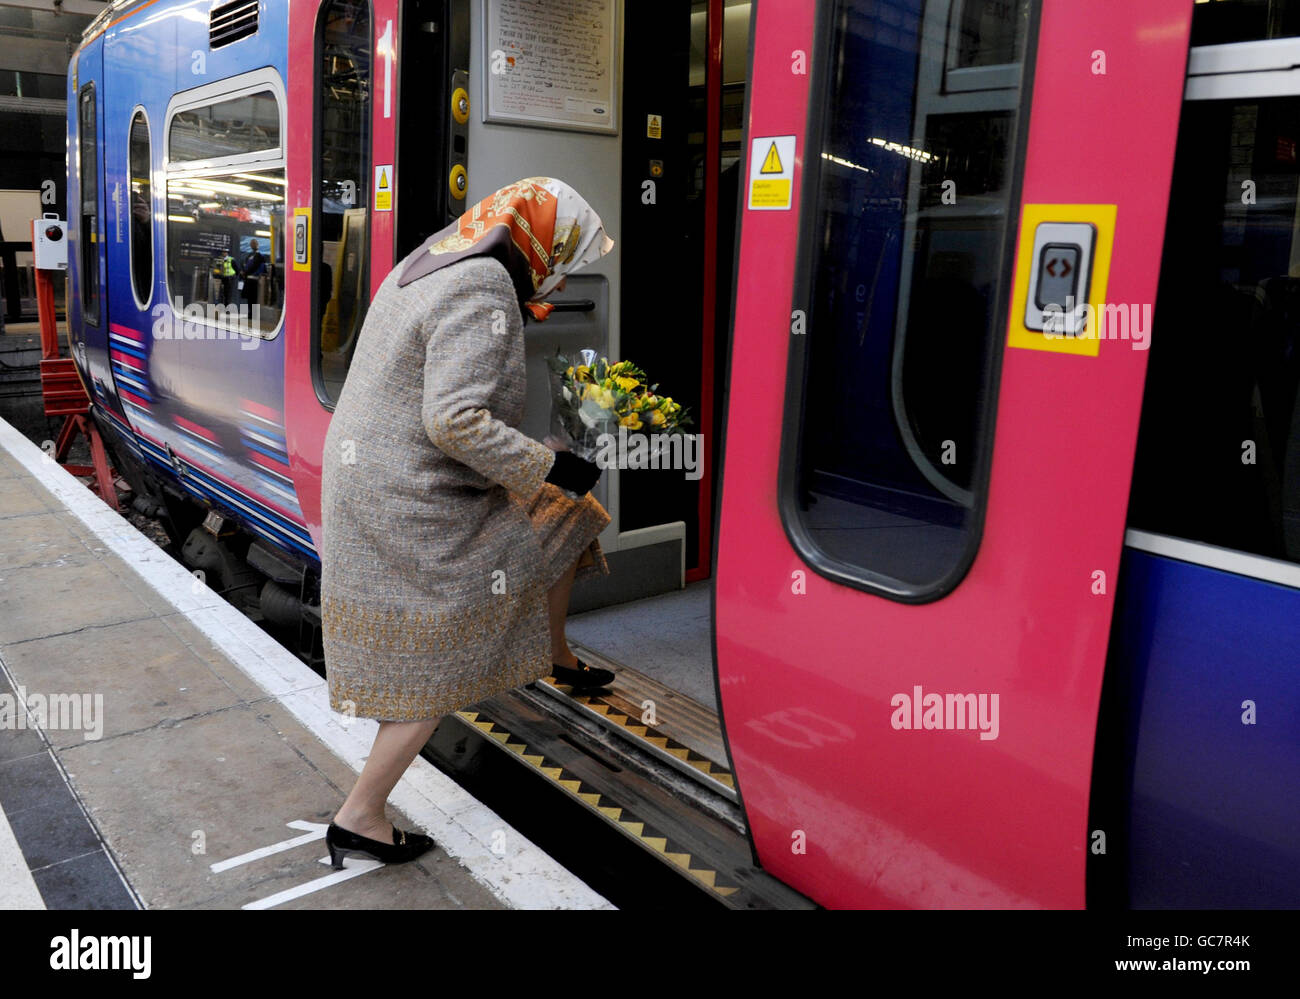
top-left (1046, 257), bottom-right (1073, 279)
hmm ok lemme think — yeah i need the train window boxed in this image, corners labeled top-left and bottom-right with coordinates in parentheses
top-left (1130, 95), bottom-right (1300, 565)
top-left (1191, 0), bottom-right (1300, 47)
top-left (128, 109), bottom-right (153, 307)
top-left (951, 0), bottom-right (1030, 68)
top-left (164, 169), bottom-right (285, 335)
top-left (78, 83), bottom-right (100, 326)
top-left (168, 90), bottom-right (281, 162)
top-left (164, 73), bottom-right (287, 337)
top-left (314, 0), bottom-right (372, 406)
top-left (780, 0), bottom-right (1036, 600)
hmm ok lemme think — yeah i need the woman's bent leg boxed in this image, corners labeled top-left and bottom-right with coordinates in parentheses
top-left (334, 717), bottom-right (440, 840)
top-left (548, 554), bottom-right (582, 668)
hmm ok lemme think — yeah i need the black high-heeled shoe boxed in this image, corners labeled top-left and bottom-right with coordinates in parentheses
top-left (551, 658), bottom-right (615, 688)
top-left (326, 821), bottom-right (435, 869)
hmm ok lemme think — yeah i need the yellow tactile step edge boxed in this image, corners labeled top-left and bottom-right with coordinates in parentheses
top-left (455, 709), bottom-right (739, 898)
top-left (541, 678), bottom-right (736, 789)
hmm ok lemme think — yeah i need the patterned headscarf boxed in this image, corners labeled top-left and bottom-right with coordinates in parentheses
top-left (396, 177), bottom-right (614, 321)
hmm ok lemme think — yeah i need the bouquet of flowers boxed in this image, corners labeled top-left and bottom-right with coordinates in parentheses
top-left (546, 348), bottom-right (692, 464)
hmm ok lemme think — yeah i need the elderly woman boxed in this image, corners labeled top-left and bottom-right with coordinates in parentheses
top-left (320, 178), bottom-right (615, 869)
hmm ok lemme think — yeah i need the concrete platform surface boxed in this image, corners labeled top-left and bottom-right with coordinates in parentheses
top-left (0, 417), bottom-right (611, 910)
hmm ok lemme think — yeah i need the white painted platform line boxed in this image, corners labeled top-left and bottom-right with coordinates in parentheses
top-left (209, 820), bottom-right (328, 874)
top-left (243, 857), bottom-right (383, 910)
top-left (0, 797), bottom-right (44, 909)
top-left (0, 417), bottom-right (613, 910)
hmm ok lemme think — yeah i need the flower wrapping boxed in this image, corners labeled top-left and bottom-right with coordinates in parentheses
top-left (546, 349), bottom-right (692, 464)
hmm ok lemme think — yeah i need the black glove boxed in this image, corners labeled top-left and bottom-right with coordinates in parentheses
top-left (545, 449), bottom-right (601, 495)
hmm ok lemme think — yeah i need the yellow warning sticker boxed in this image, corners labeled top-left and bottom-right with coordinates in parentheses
top-left (749, 180), bottom-right (792, 208)
top-left (647, 114), bottom-right (662, 139)
top-left (375, 164), bottom-right (393, 212)
top-left (748, 135), bottom-right (795, 211)
top-left (760, 142), bottom-right (784, 174)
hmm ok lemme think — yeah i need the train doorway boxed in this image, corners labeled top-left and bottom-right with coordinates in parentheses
top-left (410, 1), bottom-right (787, 905)
top-left (616, 0), bottom-right (750, 586)
top-left (556, 0), bottom-right (752, 757)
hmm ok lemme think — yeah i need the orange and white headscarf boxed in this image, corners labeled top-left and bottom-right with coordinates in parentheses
top-left (396, 177), bottom-right (614, 321)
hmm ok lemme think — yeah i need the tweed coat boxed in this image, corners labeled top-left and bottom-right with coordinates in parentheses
top-left (321, 253), bottom-right (610, 722)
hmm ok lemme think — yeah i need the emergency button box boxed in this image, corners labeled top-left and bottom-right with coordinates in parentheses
top-left (32, 214), bottom-right (67, 270)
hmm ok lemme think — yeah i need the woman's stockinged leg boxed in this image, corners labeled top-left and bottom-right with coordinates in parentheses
top-left (548, 554), bottom-right (583, 668)
top-left (334, 717), bottom-right (441, 841)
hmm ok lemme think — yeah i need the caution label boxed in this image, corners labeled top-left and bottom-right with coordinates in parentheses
top-left (748, 135), bottom-right (795, 211)
top-left (375, 164), bottom-right (393, 212)
top-left (647, 114), bottom-right (662, 139)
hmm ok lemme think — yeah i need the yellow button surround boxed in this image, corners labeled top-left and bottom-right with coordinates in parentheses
top-left (449, 163), bottom-right (467, 201)
top-left (451, 87), bottom-right (470, 125)
top-left (1006, 203), bottom-right (1117, 357)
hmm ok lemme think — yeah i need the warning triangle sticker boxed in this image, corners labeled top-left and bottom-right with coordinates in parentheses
top-left (760, 142), bottom-right (784, 174)
top-left (379, 169), bottom-right (389, 189)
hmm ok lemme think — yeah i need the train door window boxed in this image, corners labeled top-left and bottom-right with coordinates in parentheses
top-left (128, 109), bottom-right (153, 308)
top-left (168, 90), bottom-right (281, 162)
top-left (1191, 0), bottom-right (1300, 46)
top-left (780, 0), bottom-right (1037, 599)
top-left (944, 0), bottom-right (1030, 91)
top-left (163, 71), bottom-right (286, 337)
top-left (78, 83), bottom-right (100, 326)
top-left (313, 0), bottom-right (371, 406)
top-left (1129, 87), bottom-right (1300, 565)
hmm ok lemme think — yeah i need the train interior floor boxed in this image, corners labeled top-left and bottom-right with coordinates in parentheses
top-left (566, 582), bottom-right (716, 714)
top-left (0, 418), bottom-right (610, 910)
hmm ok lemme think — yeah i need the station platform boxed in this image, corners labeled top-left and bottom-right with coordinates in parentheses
top-left (0, 416), bottom-right (611, 910)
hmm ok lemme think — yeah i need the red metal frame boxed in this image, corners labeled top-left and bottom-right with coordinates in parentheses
top-left (687, 0), bottom-right (723, 584)
top-left (33, 220), bottom-right (118, 511)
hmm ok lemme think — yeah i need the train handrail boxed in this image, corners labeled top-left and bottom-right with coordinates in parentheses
top-left (545, 299), bottom-right (596, 314)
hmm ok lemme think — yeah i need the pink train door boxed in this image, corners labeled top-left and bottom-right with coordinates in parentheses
top-left (285, 0), bottom-right (467, 548)
top-left (714, 0), bottom-right (1192, 906)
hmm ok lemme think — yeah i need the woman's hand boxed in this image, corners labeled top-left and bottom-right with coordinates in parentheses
top-left (543, 435), bottom-right (570, 452)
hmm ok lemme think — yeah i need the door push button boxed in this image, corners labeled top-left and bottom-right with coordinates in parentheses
top-left (1036, 244), bottom-right (1080, 311)
top-left (1024, 221), bottom-right (1097, 336)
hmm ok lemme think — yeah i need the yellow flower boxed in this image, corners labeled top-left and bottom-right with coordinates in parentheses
top-left (595, 387), bottom-right (616, 409)
top-left (614, 375), bottom-right (639, 392)
top-left (649, 409), bottom-right (666, 426)
top-left (620, 413), bottom-right (642, 429)
top-left (566, 366), bottom-right (575, 378)
top-left (575, 364), bottom-right (593, 383)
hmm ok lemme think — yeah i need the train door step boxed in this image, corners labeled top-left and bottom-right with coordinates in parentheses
top-left (429, 688), bottom-right (812, 909)
top-left (535, 644), bottom-right (737, 801)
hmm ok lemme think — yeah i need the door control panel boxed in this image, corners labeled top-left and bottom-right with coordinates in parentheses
top-left (1024, 221), bottom-right (1097, 335)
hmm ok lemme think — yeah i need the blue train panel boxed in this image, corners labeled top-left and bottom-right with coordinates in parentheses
top-left (1113, 549), bottom-right (1300, 908)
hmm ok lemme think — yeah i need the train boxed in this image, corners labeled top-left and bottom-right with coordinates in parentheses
top-left (64, 0), bottom-right (1298, 909)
